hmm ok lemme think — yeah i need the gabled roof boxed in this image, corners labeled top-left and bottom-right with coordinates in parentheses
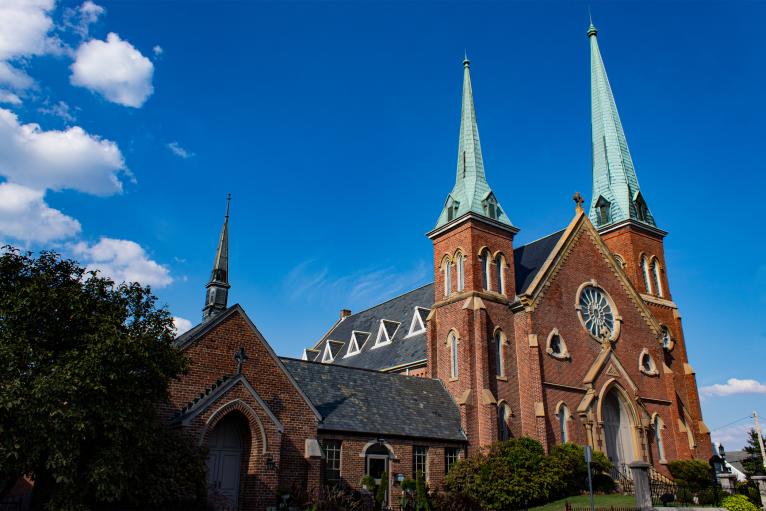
top-left (281, 358), bottom-right (466, 442)
top-left (308, 232), bottom-right (566, 371)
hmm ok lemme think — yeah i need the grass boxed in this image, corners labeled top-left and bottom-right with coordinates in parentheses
top-left (528, 494), bottom-right (637, 511)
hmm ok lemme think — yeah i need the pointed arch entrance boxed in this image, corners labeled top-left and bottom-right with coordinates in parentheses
top-left (600, 387), bottom-right (636, 472)
top-left (206, 412), bottom-right (250, 509)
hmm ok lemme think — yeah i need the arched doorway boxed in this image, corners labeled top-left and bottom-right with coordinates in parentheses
top-left (602, 389), bottom-right (635, 473)
top-left (207, 413), bottom-right (249, 509)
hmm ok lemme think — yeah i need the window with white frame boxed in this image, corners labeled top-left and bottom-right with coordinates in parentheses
top-left (345, 331), bottom-right (369, 357)
top-left (449, 332), bottom-right (459, 378)
top-left (495, 254), bottom-right (505, 295)
top-left (322, 342), bottom-right (335, 363)
top-left (373, 320), bottom-right (399, 349)
top-left (413, 446), bottom-right (428, 479)
top-left (641, 256), bottom-right (653, 294)
top-left (654, 415), bottom-right (666, 462)
top-left (558, 403), bottom-right (570, 443)
top-left (445, 447), bottom-right (460, 474)
top-left (407, 308), bottom-right (428, 337)
top-left (494, 330), bottom-right (505, 377)
top-left (652, 258), bottom-right (663, 297)
top-left (481, 250), bottom-right (491, 291)
top-left (498, 402), bottom-right (512, 441)
top-left (456, 253), bottom-right (465, 292)
top-left (323, 439), bottom-right (342, 486)
top-left (441, 256), bottom-right (451, 297)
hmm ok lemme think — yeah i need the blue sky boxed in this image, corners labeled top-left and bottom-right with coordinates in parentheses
top-left (1, 0), bottom-right (764, 449)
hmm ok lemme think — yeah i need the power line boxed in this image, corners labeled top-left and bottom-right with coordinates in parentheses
top-left (709, 415), bottom-right (753, 432)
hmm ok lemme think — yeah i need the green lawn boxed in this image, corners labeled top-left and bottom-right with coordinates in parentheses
top-left (528, 494), bottom-right (636, 511)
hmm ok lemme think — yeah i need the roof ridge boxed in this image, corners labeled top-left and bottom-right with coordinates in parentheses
top-left (334, 281), bottom-right (433, 321)
top-left (515, 228), bottom-right (567, 250)
top-left (280, 356), bottom-right (441, 382)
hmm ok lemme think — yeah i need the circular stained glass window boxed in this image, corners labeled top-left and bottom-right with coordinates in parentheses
top-left (578, 286), bottom-right (615, 339)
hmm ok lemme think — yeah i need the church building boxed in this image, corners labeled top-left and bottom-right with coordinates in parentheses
top-left (166, 23), bottom-right (712, 510)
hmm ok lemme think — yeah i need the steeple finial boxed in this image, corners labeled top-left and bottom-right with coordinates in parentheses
top-left (463, 49), bottom-right (469, 67)
top-left (202, 195), bottom-right (232, 321)
top-left (588, 25), bottom-right (656, 230)
top-left (432, 58), bottom-right (514, 231)
top-left (587, 7), bottom-right (597, 37)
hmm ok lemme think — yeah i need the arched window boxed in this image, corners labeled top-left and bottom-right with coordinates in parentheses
top-left (456, 253), bottom-right (465, 292)
top-left (652, 258), bottom-right (663, 297)
top-left (494, 330), bottom-right (505, 377)
top-left (498, 402), bottom-right (512, 441)
top-left (654, 415), bottom-right (666, 462)
top-left (449, 333), bottom-right (458, 379)
top-left (613, 254), bottom-right (625, 269)
top-left (635, 195), bottom-right (649, 222)
top-left (595, 196), bottom-right (611, 226)
top-left (557, 403), bottom-right (570, 443)
top-left (495, 254), bottom-right (505, 295)
top-left (660, 326), bottom-right (674, 351)
top-left (441, 257), bottom-right (451, 297)
top-left (480, 250), bottom-right (491, 291)
top-left (641, 256), bottom-right (653, 294)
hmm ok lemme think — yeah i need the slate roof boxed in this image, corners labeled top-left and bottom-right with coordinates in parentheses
top-left (309, 230), bottom-right (564, 371)
top-left (513, 229), bottom-right (565, 292)
top-left (281, 358), bottom-right (466, 441)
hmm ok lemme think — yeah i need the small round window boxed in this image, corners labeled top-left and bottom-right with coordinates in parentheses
top-left (578, 285), bottom-right (617, 340)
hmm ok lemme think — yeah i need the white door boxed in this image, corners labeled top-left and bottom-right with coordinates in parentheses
top-left (207, 416), bottom-right (245, 509)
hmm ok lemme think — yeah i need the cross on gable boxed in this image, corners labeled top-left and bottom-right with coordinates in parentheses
top-left (234, 346), bottom-right (249, 374)
top-left (572, 192), bottom-right (585, 209)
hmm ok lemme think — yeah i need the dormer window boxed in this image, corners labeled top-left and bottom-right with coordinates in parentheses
top-left (595, 196), bottom-right (611, 226)
top-left (407, 307), bottom-right (429, 337)
top-left (345, 331), bottom-right (369, 357)
top-left (373, 319), bottom-right (400, 349)
top-left (446, 196), bottom-right (460, 222)
top-left (482, 194), bottom-right (498, 220)
top-left (322, 342), bottom-right (336, 363)
top-left (634, 194), bottom-right (649, 222)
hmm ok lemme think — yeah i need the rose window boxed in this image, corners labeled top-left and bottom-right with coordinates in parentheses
top-left (578, 286), bottom-right (615, 339)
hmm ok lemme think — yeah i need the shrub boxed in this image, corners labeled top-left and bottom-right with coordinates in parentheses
top-left (444, 437), bottom-right (559, 510)
top-left (546, 443), bottom-right (614, 499)
top-left (667, 459), bottom-right (713, 491)
top-left (722, 494), bottom-right (761, 511)
top-left (429, 491), bottom-right (481, 511)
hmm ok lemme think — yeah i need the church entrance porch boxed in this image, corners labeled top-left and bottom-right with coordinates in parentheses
top-left (601, 388), bottom-right (637, 477)
top-left (206, 413), bottom-right (250, 510)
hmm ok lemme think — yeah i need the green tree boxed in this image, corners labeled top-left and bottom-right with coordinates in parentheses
top-left (0, 248), bottom-right (207, 510)
top-left (546, 443), bottom-right (612, 499)
top-left (741, 428), bottom-right (766, 476)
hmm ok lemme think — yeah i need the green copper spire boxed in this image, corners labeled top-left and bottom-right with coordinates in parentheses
top-left (203, 194), bottom-right (231, 321)
top-left (434, 57), bottom-right (513, 230)
top-left (588, 23), bottom-right (657, 230)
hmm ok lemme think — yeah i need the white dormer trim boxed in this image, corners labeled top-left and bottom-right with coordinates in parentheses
top-left (322, 342), bottom-right (335, 363)
top-left (344, 331), bottom-right (369, 358)
top-left (372, 320), bottom-right (400, 349)
top-left (406, 307), bottom-right (429, 338)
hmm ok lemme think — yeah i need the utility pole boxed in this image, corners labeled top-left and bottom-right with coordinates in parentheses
top-left (754, 411), bottom-right (766, 471)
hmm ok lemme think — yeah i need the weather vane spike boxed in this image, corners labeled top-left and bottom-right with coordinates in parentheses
top-left (463, 49), bottom-right (469, 67)
top-left (225, 193), bottom-right (231, 219)
top-left (588, 5), bottom-right (593, 25)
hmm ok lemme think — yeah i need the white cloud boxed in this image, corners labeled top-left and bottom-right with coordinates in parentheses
top-left (0, 0), bottom-right (55, 61)
top-left (63, 1), bottom-right (105, 38)
top-left (0, 62), bottom-right (35, 91)
top-left (152, 45), bottom-right (163, 57)
top-left (0, 107), bottom-right (126, 195)
top-left (173, 316), bottom-right (193, 335)
top-left (38, 100), bottom-right (76, 122)
top-left (0, 182), bottom-right (81, 243)
top-left (711, 422), bottom-right (752, 450)
top-left (701, 378), bottom-right (766, 397)
top-left (70, 33), bottom-right (154, 108)
top-left (166, 141), bottom-right (194, 159)
top-left (0, 90), bottom-right (21, 105)
top-left (72, 237), bottom-right (172, 288)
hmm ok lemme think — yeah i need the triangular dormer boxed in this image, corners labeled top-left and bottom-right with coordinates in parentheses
top-left (407, 307), bottom-right (430, 337)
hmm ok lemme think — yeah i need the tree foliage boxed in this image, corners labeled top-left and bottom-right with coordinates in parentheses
top-left (667, 459), bottom-right (713, 491)
top-left (722, 494), bottom-right (761, 511)
top-left (444, 438), bottom-right (611, 510)
top-left (742, 428), bottom-right (766, 476)
top-left (0, 248), bottom-right (207, 510)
